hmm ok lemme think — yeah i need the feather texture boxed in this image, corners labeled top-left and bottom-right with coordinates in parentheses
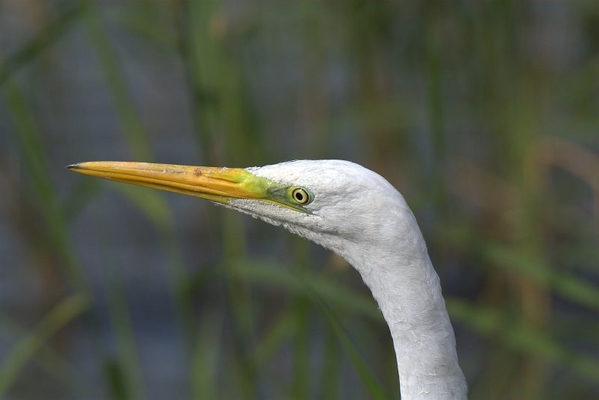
top-left (227, 160), bottom-right (467, 399)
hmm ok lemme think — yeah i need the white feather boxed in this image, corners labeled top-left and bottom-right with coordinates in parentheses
top-left (225, 160), bottom-right (467, 399)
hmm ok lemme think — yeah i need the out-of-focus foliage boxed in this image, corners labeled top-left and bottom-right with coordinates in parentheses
top-left (0, 0), bottom-right (598, 399)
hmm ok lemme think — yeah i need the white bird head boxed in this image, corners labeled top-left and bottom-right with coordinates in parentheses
top-left (68, 158), bottom-right (467, 399)
top-left (68, 159), bottom-right (420, 265)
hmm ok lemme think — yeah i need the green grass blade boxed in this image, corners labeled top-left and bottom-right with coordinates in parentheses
top-left (224, 259), bottom-right (389, 399)
top-left (81, 0), bottom-right (197, 361)
top-left (191, 311), bottom-right (223, 400)
top-left (291, 239), bottom-right (311, 399)
top-left (312, 294), bottom-right (389, 400)
top-left (483, 244), bottom-right (599, 310)
top-left (252, 313), bottom-right (295, 367)
top-left (221, 212), bottom-right (261, 400)
top-left (318, 327), bottom-right (342, 400)
top-left (441, 226), bottom-right (599, 311)
top-left (0, 4), bottom-right (86, 85)
top-left (115, 185), bottom-right (197, 350)
top-left (81, 0), bottom-right (152, 160)
top-left (4, 81), bottom-right (89, 292)
top-left (448, 299), bottom-right (599, 381)
top-left (0, 295), bottom-right (91, 397)
top-left (224, 258), bottom-right (382, 321)
top-left (103, 265), bottom-right (147, 400)
top-left (0, 312), bottom-right (91, 396)
top-left (63, 178), bottom-right (102, 223)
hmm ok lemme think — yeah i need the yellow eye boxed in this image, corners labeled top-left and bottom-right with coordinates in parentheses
top-left (291, 187), bottom-right (312, 205)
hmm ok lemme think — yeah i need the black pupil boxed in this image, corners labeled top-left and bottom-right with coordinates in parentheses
top-left (294, 190), bottom-right (305, 202)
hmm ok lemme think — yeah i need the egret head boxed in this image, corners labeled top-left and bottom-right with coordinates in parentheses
top-left (68, 159), bottom-right (466, 399)
top-left (68, 160), bottom-right (413, 259)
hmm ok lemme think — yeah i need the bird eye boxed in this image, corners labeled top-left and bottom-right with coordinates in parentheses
top-left (290, 187), bottom-right (312, 205)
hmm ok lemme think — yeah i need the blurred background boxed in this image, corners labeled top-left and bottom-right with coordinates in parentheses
top-left (1, 0), bottom-right (598, 399)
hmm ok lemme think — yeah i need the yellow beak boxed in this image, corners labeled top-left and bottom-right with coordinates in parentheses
top-left (67, 161), bottom-right (274, 205)
top-left (68, 161), bottom-right (310, 212)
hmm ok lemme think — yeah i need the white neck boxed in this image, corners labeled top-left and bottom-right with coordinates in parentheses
top-left (239, 160), bottom-right (467, 398)
top-left (339, 225), bottom-right (467, 399)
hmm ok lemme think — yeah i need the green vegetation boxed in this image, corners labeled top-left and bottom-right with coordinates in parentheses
top-left (1, 0), bottom-right (598, 399)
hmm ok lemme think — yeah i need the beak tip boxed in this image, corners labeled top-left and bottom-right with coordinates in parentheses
top-left (66, 163), bottom-right (81, 170)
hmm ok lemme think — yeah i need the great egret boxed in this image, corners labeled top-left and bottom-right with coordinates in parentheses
top-left (69, 159), bottom-right (467, 399)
